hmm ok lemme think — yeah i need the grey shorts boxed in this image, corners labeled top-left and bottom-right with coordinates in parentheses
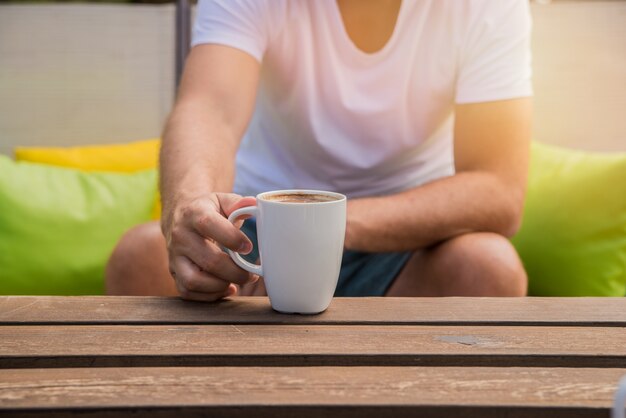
top-left (240, 219), bottom-right (412, 296)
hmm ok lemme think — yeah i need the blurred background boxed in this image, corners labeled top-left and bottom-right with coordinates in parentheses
top-left (0, 0), bottom-right (624, 297)
top-left (0, 0), bottom-right (624, 154)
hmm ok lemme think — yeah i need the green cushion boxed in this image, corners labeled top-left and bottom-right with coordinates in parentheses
top-left (0, 156), bottom-right (157, 295)
top-left (512, 142), bottom-right (626, 296)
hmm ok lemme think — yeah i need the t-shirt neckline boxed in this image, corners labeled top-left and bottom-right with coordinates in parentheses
top-left (329, 0), bottom-right (406, 63)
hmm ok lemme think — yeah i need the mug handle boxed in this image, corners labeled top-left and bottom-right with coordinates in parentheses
top-left (227, 206), bottom-right (263, 276)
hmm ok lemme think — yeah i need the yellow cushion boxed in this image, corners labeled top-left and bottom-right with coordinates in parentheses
top-left (15, 138), bottom-right (160, 172)
top-left (15, 139), bottom-right (162, 219)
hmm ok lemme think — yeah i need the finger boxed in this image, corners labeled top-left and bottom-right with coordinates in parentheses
top-left (180, 234), bottom-right (255, 286)
top-left (171, 255), bottom-right (232, 295)
top-left (175, 196), bottom-right (252, 254)
top-left (176, 282), bottom-right (235, 302)
top-left (238, 274), bottom-right (261, 296)
top-left (213, 194), bottom-right (257, 249)
top-left (172, 268), bottom-right (234, 302)
top-left (193, 208), bottom-right (253, 254)
top-left (226, 196), bottom-right (256, 229)
top-left (252, 276), bottom-right (267, 296)
top-left (238, 282), bottom-right (254, 297)
top-left (225, 283), bottom-right (238, 297)
top-left (217, 194), bottom-right (257, 218)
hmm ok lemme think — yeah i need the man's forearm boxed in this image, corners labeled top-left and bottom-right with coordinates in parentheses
top-left (159, 44), bottom-right (260, 221)
top-left (344, 171), bottom-right (525, 252)
top-left (160, 102), bottom-right (238, 216)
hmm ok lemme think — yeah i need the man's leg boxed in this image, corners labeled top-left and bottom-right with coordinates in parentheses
top-left (105, 222), bottom-right (177, 296)
top-left (386, 232), bottom-right (527, 297)
top-left (106, 226), bottom-right (526, 297)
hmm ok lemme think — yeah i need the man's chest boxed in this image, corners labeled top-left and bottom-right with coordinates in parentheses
top-left (261, 8), bottom-right (459, 142)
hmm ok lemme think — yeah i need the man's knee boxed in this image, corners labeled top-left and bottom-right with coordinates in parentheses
top-left (105, 221), bottom-right (165, 292)
top-left (107, 222), bottom-right (162, 270)
top-left (435, 232), bottom-right (527, 296)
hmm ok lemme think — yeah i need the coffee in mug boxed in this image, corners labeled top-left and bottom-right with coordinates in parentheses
top-left (262, 193), bottom-right (341, 204)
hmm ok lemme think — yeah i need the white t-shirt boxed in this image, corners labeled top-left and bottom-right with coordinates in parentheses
top-left (192, 0), bottom-right (532, 198)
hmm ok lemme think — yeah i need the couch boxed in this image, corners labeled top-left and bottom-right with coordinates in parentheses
top-left (0, 1), bottom-right (624, 296)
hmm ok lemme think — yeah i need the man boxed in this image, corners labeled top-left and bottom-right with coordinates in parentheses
top-left (106, 0), bottom-right (531, 300)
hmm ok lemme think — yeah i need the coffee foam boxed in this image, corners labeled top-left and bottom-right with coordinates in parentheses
top-left (262, 193), bottom-right (339, 204)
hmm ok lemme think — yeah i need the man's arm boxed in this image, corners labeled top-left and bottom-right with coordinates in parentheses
top-left (160, 44), bottom-right (262, 301)
top-left (344, 97), bottom-right (532, 252)
top-left (161, 44), bottom-right (259, 215)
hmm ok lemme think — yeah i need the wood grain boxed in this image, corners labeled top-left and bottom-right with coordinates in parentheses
top-left (0, 366), bottom-right (624, 417)
top-left (1, 325), bottom-right (625, 369)
top-left (2, 296), bottom-right (625, 326)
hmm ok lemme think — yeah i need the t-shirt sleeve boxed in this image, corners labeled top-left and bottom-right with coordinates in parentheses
top-left (191, 0), bottom-right (271, 63)
top-left (455, 0), bottom-right (533, 104)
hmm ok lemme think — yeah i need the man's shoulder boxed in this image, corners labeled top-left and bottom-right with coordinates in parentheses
top-left (197, 0), bottom-right (289, 16)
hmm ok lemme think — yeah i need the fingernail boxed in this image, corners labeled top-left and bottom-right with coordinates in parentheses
top-left (238, 241), bottom-right (252, 254)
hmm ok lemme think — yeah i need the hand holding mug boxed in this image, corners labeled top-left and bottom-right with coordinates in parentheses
top-left (162, 193), bottom-right (258, 301)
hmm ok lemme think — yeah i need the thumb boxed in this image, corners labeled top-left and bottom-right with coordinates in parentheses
top-left (216, 194), bottom-right (257, 218)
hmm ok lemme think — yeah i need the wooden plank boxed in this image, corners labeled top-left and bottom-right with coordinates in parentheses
top-left (1, 296), bottom-right (626, 326)
top-left (0, 367), bottom-right (624, 417)
top-left (1, 325), bottom-right (625, 369)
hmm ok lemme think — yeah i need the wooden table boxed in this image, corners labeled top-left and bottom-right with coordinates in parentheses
top-left (1, 296), bottom-right (625, 417)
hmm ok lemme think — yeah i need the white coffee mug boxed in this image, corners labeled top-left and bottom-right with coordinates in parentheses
top-left (227, 190), bottom-right (346, 314)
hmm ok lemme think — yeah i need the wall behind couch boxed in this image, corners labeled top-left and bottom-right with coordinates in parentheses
top-left (0, 4), bottom-right (175, 155)
top-left (0, 1), bottom-right (624, 155)
top-left (531, 0), bottom-right (625, 152)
